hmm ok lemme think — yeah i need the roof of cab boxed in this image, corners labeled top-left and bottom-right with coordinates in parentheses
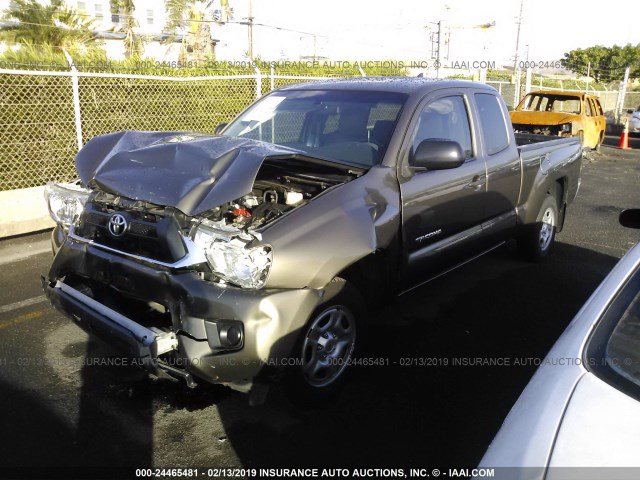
top-left (277, 76), bottom-right (496, 95)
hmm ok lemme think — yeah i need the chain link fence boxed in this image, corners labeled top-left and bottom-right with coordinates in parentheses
top-left (0, 68), bottom-right (368, 191)
top-left (0, 70), bottom-right (271, 191)
top-left (0, 73), bottom-right (78, 192)
top-left (1, 67), bottom-right (638, 192)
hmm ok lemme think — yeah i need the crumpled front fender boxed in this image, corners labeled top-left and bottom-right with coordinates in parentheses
top-left (261, 166), bottom-right (401, 289)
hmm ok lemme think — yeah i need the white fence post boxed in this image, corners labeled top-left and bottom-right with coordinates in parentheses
top-left (254, 63), bottom-right (262, 99)
top-left (513, 68), bottom-right (522, 108)
top-left (270, 64), bottom-right (275, 91)
top-left (524, 68), bottom-right (532, 95)
top-left (62, 49), bottom-right (83, 150)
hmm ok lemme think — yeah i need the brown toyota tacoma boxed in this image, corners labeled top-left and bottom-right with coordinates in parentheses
top-left (43, 78), bottom-right (583, 403)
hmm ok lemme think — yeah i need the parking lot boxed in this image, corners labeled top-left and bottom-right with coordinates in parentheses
top-left (1, 144), bottom-right (640, 476)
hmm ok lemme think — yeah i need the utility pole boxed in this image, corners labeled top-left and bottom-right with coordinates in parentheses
top-left (247, 0), bottom-right (254, 60)
top-left (513, 0), bottom-right (524, 71)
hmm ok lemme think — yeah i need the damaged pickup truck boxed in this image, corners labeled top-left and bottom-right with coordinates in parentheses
top-left (43, 78), bottom-right (583, 403)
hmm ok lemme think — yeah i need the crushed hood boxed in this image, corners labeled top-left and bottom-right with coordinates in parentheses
top-left (75, 131), bottom-right (312, 216)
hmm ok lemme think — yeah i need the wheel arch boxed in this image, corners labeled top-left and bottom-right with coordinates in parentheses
top-left (334, 247), bottom-right (399, 308)
top-left (554, 177), bottom-right (567, 232)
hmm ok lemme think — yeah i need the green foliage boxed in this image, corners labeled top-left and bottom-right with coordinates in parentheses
top-left (0, 0), bottom-right (98, 47)
top-left (447, 73), bottom-right (473, 80)
top-left (110, 0), bottom-right (144, 58)
top-left (561, 44), bottom-right (640, 82)
top-left (485, 69), bottom-right (512, 82)
top-left (0, 44), bottom-right (109, 69)
top-left (164, 0), bottom-right (191, 32)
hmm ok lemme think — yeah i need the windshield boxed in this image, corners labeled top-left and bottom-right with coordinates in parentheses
top-left (223, 89), bottom-right (407, 168)
top-left (519, 94), bottom-right (582, 115)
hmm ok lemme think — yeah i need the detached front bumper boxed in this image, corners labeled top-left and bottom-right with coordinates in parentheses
top-left (44, 227), bottom-right (322, 392)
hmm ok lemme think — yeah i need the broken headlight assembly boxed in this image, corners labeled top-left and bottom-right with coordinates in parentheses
top-left (44, 181), bottom-right (90, 228)
top-left (192, 221), bottom-right (273, 289)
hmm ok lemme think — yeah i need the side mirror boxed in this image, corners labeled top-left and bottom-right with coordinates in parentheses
top-left (619, 209), bottom-right (640, 229)
top-left (214, 123), bottom-right (228, 135)
top-left (411, 139), bottom-right (465, 170)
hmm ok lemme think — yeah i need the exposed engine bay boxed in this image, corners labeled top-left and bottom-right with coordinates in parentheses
top-left (193, 158), bottom-right (357, 230)
top-left (73, 156), bottom-right (359, 267)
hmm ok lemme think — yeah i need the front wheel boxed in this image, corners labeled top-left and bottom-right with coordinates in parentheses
top-left (285, 278), bottom-right (363, 406)
top-left (518, 189), bottom-right (560, 261)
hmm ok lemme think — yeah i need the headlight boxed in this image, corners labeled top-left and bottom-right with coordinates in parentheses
top-left (193, 223), bottom-right (272, 289)
top-left (44, 181), bottom-right (90, 227)
top-left (560, 123), bottom-right (572, 133)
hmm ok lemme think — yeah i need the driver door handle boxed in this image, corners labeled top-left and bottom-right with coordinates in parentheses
top-left (465, 175), bottom-right (484, 191)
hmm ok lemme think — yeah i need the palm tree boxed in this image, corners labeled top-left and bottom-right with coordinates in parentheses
top-left (0, 0), bottom-right (97, 48)
top-left (109, 0), bottom-right (143, 58)
top-left (164, 0), bottom-right (233, 63)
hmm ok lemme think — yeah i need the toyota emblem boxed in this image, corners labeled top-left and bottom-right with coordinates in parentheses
top-left (108, 213), bottom-right (128, 237)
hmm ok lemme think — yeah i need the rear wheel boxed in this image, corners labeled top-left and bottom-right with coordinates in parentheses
top-left (518, 187), bottom-right (560, 261)
top-left (285, 278), bottom-right (363, 406)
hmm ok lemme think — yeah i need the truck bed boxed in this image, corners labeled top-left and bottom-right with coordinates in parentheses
top-left (514, 133), bottom-right (583, 220)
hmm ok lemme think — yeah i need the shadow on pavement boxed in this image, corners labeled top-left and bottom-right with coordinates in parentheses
top-left (0, 379), bottom-right (78, 468)
top-left (212, 241), bottom-right (618, 469)
top-left (0, 240), bottom-right (620, 473)
top-left (75, 339), bottom-right (154, 468)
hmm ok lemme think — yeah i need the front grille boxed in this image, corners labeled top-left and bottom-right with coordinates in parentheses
top-left (77, 202), bottom-right (187, 263)
top-left (129, 222), bottom-right (157, 236)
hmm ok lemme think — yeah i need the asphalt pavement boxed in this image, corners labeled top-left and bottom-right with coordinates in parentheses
top-left (0, 144), bottom-right (639, 477)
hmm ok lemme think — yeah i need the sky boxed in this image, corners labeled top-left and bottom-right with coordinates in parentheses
top-left (214, 0), bottom-right (639, 67)
top-left (0, 0), bottom-right (637, 71)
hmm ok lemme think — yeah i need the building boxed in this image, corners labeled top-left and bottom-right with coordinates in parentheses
top-left (0, 0), bottom-right (224, 62)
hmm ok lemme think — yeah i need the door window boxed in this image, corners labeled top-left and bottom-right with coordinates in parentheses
top-left (411, 96), bottom-right (473, 160)
top-left (585, 98), bottom-right (594, 117)
top-left (594, 99), bottom-right (604, 116)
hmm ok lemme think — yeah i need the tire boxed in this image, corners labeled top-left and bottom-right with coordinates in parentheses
top-left (518, 187), bottom-right (560, 262)
top-left (285, 278), bottom-right (364, 406)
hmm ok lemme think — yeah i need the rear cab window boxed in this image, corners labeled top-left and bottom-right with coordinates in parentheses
top-left (474, 93), bottom-right (510, 155)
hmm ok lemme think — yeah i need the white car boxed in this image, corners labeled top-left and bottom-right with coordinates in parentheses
top-left (477, 209), bottom-right (640, 480)
top-left (630, 106), bottom-right (640, 134)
